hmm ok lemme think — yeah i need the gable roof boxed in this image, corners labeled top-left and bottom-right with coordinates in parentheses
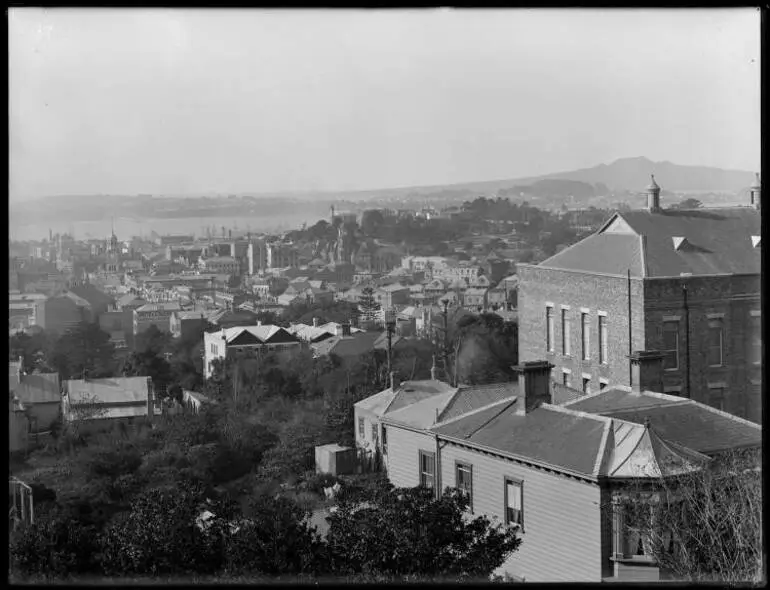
top-left (538, 208), bottom-right (760, 278)
top-left (564, 388), bottom-right (761, 454)
top-left (384, 379), bottom-right (457, 414)
top-left (437, 382), bottom-right (518, 423)
top-left (14, 373), bottom-right (61, 404)
top-left (311, 331), bottom-right (380, 358)
top-left (221, 325), bottom-right (296, 345)
top-left (64, 376), bottom-right (150, 405)
top-left (68, 284), bottom-right (115, 308)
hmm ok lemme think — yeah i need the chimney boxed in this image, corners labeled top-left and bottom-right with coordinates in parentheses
top-left (430, 355), bottom-right (438, 380)
top-left (257, 320), bottom-right (262, 326)
top-left (645, 175), bottom-right (661, 213)
top-left (513, 360), bottom-right (553, 415)
top-left (628, 350), bottom-right (665, 393)
top-left (750, 173), bottom-right (761, 210)
top-left (313, 317), bottom-right (319, 328)
top-left (390, 371), bottom-right (400, 391)
top-left (341, 322), bottom-right (351, 337)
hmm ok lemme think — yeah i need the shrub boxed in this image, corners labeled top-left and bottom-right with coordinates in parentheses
top-left (10, 516), bottom-right (100, 577)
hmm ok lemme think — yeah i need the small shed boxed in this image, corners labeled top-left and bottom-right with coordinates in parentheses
top-left (315, 443), bottom-right (357, 476)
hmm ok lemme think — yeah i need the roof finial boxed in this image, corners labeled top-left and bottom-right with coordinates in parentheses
top-left (644, 416), bottom-right (651, 429)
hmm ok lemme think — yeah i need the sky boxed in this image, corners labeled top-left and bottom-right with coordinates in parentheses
top-left (9, 8), bottom-right (761, 201)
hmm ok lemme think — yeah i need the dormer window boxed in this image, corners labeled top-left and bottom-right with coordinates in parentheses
top-left (751, 235), bottom-right (761, 248)
top-left (672, 237), bottom-right (688, 251)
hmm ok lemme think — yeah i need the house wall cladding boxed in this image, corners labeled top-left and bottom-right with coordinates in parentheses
top-left (518, 265), bottom-right (646, 391)
top-left (383, 426), bottom-right (436, 489)
top-left (439, 442), bottom-right (604, 582)
top-left (644, 275), bottom-right (761, 421)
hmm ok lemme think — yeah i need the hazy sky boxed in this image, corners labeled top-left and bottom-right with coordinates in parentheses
top-left (9, 8), bottom-right (761, 201)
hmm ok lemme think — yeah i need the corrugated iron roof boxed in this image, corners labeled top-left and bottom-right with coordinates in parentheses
top-left (14, 373), bottom-right (60, 404)
top-left (64, 376), bottom-right (150, 405)
top-left (384, 379), bottom-right (457, 414)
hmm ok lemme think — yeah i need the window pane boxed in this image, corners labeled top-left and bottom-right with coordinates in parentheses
top-left (562, 310), bottom-right (571, 355)
top-left (546, 308), bottom-right (554, 352)
top-left (663, 322), bottom-right (679, 370)
top-left (708, 326), bottom-right (722, 366)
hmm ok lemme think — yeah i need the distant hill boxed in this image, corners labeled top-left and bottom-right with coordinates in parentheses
top-left (513, 156), bottom-right (757, 193)
top-left (11, 157), bottom-right (756, 216)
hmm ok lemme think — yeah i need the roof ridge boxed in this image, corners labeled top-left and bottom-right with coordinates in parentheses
top-left (542, 403), bottom-right (615, 425)
top-left (598, 399), bottom-right (692, 415)
top-left (607, 424), bottom-right (648, 477)
top-left (434, 390), bottom-right (509, 427)
top-left (592, 419), bottom-right (613, 477)
top-left (688, 400), bottom-right (762, 429)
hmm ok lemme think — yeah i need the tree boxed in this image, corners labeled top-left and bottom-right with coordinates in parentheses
top-left (618, 448), bottom-right (761, 582)
top-left (672, 197), bottom-right (703, 210)
top-left (358, 286), bottom-right (381, 326)
top-left (47, 322), bottom-right (116, 380)
top-left (225, 495), bottom-right (325, 576)
top-left (99, 484), bottom-right (229, 576)
top-left (326, 481), bottom-right (522, 581)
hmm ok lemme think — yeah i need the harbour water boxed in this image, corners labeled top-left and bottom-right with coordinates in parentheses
top-left (10, 213), bottom-right (314, 242)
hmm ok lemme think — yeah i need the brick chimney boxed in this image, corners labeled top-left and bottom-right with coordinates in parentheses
top-left (313, 317), bottom-right (319, 328)
top-left (341, 322), bottom-right (351, 337)
top-left (430, 355), bottom-right (438, 380)
top-left (628, 350), bottom-right (665, 393)
top-left (513, 361), bottom-right (554, 415)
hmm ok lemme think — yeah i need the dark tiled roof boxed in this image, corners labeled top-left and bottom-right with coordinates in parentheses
top-left (565, 388), bottom-right (686, 414)
top-left (538, 208), bottom-right (760, 278)
top-left (601, 404), bottom-right (761, 455)
top-left (565, 388), bottom-right (761, 454)
top-left (69, 284), bottom-right (116, 308)
top-left (621, 208), bottom-right (760, 277)
top-left (438, 382), bottom-right (518, 422)
top-left (433, 403), bottom-right (607, 478)
top-left (551, 382), bottom-right (586, 406)
top-left (313, 332), bottom-right (379, 358)
top-left (537, 233), bottom-right (644, 277)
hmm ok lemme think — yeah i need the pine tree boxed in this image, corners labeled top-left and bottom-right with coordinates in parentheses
top-left (358, 286), bottom-right (381, 325)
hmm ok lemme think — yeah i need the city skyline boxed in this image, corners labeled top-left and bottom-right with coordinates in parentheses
top-left (9, 8), bottom-right (761, 202)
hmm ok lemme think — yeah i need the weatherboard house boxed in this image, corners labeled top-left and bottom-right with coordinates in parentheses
top-left (203, 324), bottom-right (302, 379)
top-left (365, 359), bottom-right (760, 582)
top-left (518, 175), bottom-right (761, 422)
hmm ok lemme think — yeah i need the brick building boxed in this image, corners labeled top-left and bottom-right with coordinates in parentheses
top-left (518, 175), bottom-right (761, 422)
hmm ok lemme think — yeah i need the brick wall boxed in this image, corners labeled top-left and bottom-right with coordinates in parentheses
top-left (644, 275), bottom-right (761, 421)
top-left (518, 265), bottom-right (647, 393)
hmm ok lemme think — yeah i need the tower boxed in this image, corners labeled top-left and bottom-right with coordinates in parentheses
top-left (645, 175), bottom-right (661, 213)
top-left (750, 173), bottom-right (761, 210)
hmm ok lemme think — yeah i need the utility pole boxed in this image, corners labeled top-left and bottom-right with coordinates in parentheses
top-left (441, 298), bottom-right (450, 384)
top-left (385, 308), bottom-right (396, 379)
